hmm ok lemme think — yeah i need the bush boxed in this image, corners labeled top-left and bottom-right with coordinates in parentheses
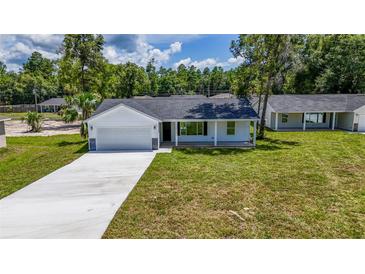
top-left (22, 111), bottom-right (43, 132)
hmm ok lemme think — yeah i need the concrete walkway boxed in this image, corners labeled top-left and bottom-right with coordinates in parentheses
top-left (0, 151), bottom-right (159, 239)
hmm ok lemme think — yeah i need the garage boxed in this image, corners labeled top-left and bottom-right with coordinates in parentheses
top-left (358, 114), bottom-right (365, 132)
top-left (96, 127), bottom-right (152, 151)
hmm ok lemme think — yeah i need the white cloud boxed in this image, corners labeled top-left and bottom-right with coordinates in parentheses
top-left (0, 34), bottom-right (62, 71)
top-left (228, 56), bottom-right (244, 64)
top-left (173, 56), bottom-right (244, 70)
top-left (103, 37), bottom-right (182, 67)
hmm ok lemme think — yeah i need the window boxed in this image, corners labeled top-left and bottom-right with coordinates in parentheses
top-left (282, 113), bottom-right (288, 123)
top-left (180, 122), bottom-right (204, 136)
top-left (305, 113), bottom-right (326, 124)
top-left (227, 121), bottom-right (235, 135)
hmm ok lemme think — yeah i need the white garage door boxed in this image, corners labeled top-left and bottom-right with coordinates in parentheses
top-left (96, 127), bottom-right (152, 150)
top-left (358, 115), bottom-right (365, 132)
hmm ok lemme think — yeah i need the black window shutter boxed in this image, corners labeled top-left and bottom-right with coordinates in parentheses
top-left (177, 122), bottom-right (180, 136)
top-left (302, 113), bottom-right (304, 123)
top-left (204, 121), bottom-right (208, 135)
top-left (323, 113), bottom-right (327, 123)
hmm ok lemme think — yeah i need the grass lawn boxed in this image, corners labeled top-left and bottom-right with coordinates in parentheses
top-left (104, 131), bottom-right (365, 239)
top-left (2, 112), bottom-right (63, 120)
top-left (0, 135), bottom-right (87, 199)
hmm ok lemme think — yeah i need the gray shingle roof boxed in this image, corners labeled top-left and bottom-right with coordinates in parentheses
top-left (267, 94), bottom-right (365, 112)
top-left (39, 98), bottom-right (66, 106)
top-left (91, 97), bottom-right (258, 120)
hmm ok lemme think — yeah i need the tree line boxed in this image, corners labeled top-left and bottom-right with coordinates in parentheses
top-left (0, 34), bottom-right (364, 107)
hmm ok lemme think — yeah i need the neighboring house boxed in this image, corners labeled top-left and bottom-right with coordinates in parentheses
top-left (252, 94), bottom-right (365, 132)
top-left (0, 117), bottom-right (10, 148)
top-left (38, 98), bottom-right (66, 113)
top-left (86, 96), bottom-right (259, 151)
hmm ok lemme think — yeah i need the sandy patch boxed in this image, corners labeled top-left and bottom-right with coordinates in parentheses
top-left (5, 119), bottom-right (81, 136)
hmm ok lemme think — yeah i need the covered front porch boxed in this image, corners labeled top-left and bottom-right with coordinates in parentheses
top-left (159, 120), bottom-right (257, 148)
top-left (271, 112), bottom-right (352, 131)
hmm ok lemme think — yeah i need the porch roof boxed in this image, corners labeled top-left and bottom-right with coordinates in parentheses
top-left (92, 97), bottom-right (259, 120)
top-left (267, 94), bottom-right (365, 113)
top-left (39, 98), bottom-right (66, 106)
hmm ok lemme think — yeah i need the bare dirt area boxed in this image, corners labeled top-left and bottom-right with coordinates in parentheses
top-left (5, 120), bottom-right (81, 136)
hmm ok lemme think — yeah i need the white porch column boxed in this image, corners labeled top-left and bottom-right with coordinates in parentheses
top-left (303, 112), bottom-right (306, 131)
top-left (53, 105), bottom-right (56, 112)
top-left (253, 120), bottom-right (257, 147)
top-left (332, 112), bottom-right (336, 130)
top-left (175, 121), bottom-right (178, 146)
top-left (275, 112), bottom-right (279, 131)
top-left (214, 121), bottom-right (217, 146)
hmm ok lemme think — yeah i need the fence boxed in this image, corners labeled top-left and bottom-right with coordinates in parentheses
top-left (0, 104), bottom-right (36, 113)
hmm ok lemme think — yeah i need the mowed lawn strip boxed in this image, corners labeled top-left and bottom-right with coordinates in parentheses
top-left (103, 131), bottom-right (365, 239)
top-left (3, 112), bottom-right (63, 120)
top-left (0, 135), bottom-right (87, 199)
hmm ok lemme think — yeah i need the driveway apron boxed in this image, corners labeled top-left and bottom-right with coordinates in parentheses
top-left (0, 151), bottom-right (156, 239)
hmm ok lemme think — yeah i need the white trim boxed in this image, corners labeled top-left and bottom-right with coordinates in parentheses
top-left (303, 112), bottom-right (306, 131)
top-left (175, 121), bottom-right (178, 146)
top-left (214, 121), bottom-right (217, 146)
top-left (163, 118), bottom-right (259, 122)
top-left (332, 112), bottom-right (336, 130)
top-left (253, 121), bottom-right (257, 146)
top-left (95, 125), bottom-right (152, 151)
top-left (86, 102), bottom-right (161, 123)
top-left (275, 112), bottom-right (278, 131)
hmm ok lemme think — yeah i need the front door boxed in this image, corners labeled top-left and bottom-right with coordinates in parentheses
top-left (162, 122), bottom-right (171, 141)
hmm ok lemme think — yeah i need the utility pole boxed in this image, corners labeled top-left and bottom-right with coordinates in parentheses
top-left (33, 88), bottom-right (38, 112)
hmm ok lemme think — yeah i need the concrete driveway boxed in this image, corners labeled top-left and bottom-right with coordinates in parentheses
top-left (0, 151), bottom-right (157, 239)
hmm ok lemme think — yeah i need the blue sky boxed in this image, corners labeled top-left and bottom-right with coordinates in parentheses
top-left (0, 34), bottom-right (243, 71)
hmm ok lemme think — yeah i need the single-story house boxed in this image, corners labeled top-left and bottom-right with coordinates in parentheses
top-left (0, 117), bottom-right (10, 148)
top-left (86, 96), bottom-right (259, 151)
top-left (38, 98), bottom-right (66, 113)
top-left (252, 94), bottom-right (365, 132)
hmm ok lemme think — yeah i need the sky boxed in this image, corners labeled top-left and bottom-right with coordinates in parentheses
top-left (0, 34), bottom-right (243, 72)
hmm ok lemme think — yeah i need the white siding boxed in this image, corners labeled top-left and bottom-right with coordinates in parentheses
top-left (171, 121), bottom-right (251, 142)
top-left (277, 113), bottom-right (303, 129)
top-left (354, 105), bottom-right (365, 132)
top-left (88, 105), bottom-right (158, 150)
top-left (336, 112), bottom-right (354, 131)
top-left (88, 105), bottom-right (158, 140)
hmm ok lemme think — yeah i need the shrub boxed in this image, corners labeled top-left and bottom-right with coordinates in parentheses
top-left (22, 111), bottom-right (43, 132)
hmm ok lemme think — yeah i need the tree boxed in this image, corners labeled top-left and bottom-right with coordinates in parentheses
top-left (23, 52), bottom-right (55, 78)
top-left (0, 61), bottom-right (6, 75)
top-left (18, 52), bottom-right (58, 104)
top-left (114, 62), bottom-right (149, 98)
top-left (59, 34), bottom-right (105, 94)
top-left (290, 35), bottom-right (365, 94)
top-left (231, 34), bottom-right (299, 138)
top-left (146, 59), bottom-right (159, 95)
top-left (176, 64), bottom-right (189, 94)
top-left (61, 93), bottom-right (97, 138)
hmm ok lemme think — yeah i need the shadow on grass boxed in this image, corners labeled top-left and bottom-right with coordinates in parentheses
top-left (57, 140), bottom-right (88, 154)
top-left (57, 140), bottom-right (86, 147)
top-left (177, 137), bottom-right (300, 155)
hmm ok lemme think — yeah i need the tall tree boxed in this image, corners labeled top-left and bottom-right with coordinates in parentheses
top-left (231, 34), bottom-right (299, 138)
top-left (59, 34), bottom-right (105, 94)
top-left (115, 62), bottom-right (149, 98)
top-left (146, 58), bottom-right (159, 95)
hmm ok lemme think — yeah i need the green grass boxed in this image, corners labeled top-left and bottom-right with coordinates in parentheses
top-left (103, 131), bottom-right (365, 239)
top-left (2, 112), bottom-right (63, 120)
top-left (0, 135), bottom-right (87, 199)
